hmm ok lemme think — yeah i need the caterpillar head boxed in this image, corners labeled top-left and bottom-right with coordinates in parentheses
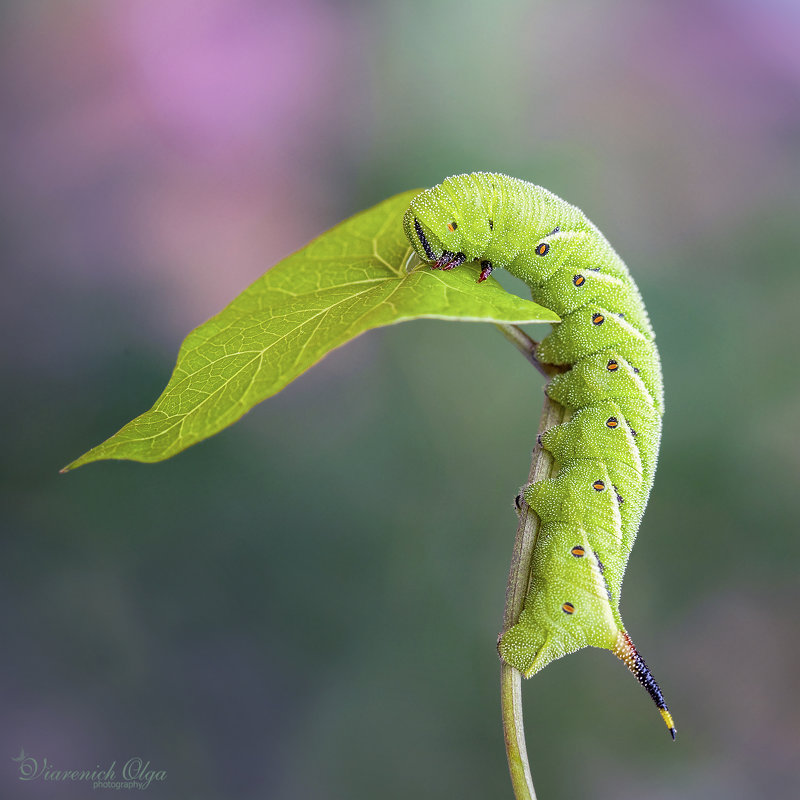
top-left (402, 181), bottom-right (492, 268)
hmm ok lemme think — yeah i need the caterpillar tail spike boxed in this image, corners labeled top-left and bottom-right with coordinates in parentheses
top-left (614, 631), bottom-right (677, 740)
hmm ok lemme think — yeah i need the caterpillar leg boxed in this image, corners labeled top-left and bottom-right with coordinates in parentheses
top-left (433, 251), bottom-right (467, 270)
top-left (478, 260), bottom-right (494, 282)
top-left (513, 492), bottom-right (525, 517)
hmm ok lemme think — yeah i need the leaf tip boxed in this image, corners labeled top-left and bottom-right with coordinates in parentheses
top-left (59, 455), bottom-right (86, 474)
top-left (60, 447), bottom-right (105, 473)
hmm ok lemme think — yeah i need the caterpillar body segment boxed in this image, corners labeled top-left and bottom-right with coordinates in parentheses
top-left (403, 172), bottom-right (674, 739)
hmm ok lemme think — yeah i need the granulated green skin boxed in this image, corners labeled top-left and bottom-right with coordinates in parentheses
top-left (404, 172), bottom-right (663, 678)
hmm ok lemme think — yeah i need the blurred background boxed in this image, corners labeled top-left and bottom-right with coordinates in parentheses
top-left (1, 0), bottom-right (798, 798)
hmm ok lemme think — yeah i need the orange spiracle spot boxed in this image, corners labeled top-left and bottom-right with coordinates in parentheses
top-left (536, 242), bottom-right (550, 256)
top-left (606, 417), bottom-right (619, 428)
top-left (592, 313), bottom-right (605, 325)
top-left (571, 545), bottom-right (586, 557)
top-left (447, 222), bottom-right (457, 232)
top-left (572, 274), bottom-right (585, 286)
top-left (592, 480), bottom-right (605, 491)
top-left (607, 360), bottom-right (619, 371)
top-left (562, 602), bottom-right (575, 614)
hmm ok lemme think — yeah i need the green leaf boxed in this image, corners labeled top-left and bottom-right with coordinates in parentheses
top-left (64, 189), bottom-right (558, 470)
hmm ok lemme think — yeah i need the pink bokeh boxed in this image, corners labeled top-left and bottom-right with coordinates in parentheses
top-left (1, 0), bottom-right (366, 335)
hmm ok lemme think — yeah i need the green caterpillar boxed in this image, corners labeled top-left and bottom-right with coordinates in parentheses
top-left (403, 172), bottom-right (675, 739)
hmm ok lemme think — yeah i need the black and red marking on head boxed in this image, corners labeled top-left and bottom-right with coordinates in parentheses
top-left (614, 631), bottom-right (677, 740)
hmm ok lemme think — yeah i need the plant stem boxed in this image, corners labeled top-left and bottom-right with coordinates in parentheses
top-left (494, 323), bottom-right (560, 379)
top-left (495, 324), bottom-right (568, 800)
